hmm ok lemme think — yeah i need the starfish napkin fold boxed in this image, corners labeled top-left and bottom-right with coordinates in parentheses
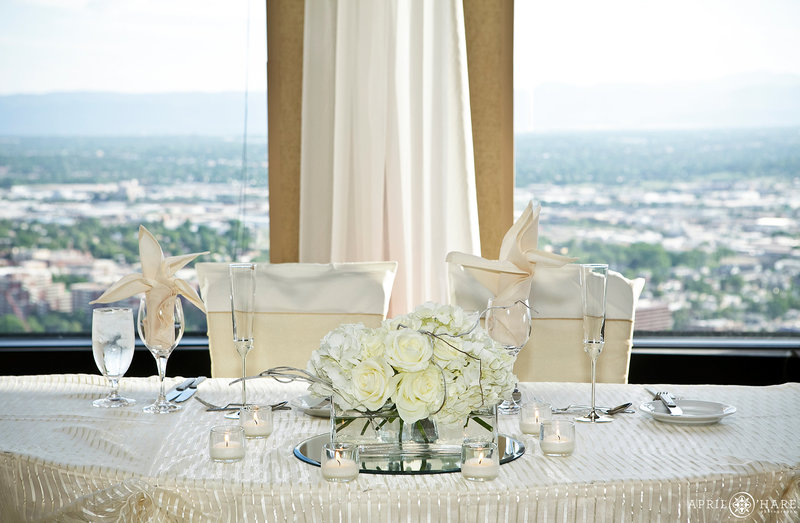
top-left (446, 202), bottom-right (576, 304)
top-left (91, 225), bottom-right (207, 348)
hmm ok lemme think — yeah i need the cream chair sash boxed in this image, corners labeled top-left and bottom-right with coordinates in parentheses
top-left (197, 262), bottom-right (397, 377)
top-left (447, 259), bottom-right (644, 383)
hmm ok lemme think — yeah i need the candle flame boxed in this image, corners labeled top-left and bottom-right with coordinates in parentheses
top-left (478, 451), bottom-right (484, 464)
top-left (335, 450), bottom-right (341, 466)
top-left (253, 411), bottom-right (260, 425)
top-left (224, 433), bottom-right (230, 447)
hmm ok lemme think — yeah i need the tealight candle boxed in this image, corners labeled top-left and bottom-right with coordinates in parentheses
top-left (209, 425), bottom-right (245, 462)
top-left (240, 405), bottom-right (273, 438)
top-left (320, 442), bottom-right (359, 482)
top-left (539, 420), bottom-right (576, 456)
top-left (519, 402), bottom-right (552, 435)
top-left (460, 441), bottom-right (499, 481)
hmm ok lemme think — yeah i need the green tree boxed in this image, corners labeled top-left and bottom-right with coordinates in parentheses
top-left (0, 315), bottom-right (27, 333)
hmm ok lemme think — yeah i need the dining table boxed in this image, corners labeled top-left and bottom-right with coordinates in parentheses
top-left (0, 374), bottom-right (797, 522)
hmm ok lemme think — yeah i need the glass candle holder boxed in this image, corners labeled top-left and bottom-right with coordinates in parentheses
top-left (320, 442), bottom-right (359, 482)
top-left (539, 420), bottom-right (576, 457)
top-left (240, 405), bottom-right (273, 438)
top-left (209, 425), bottom-right (245, 462)
top-left (460, 440), bottom-right (499, 481)
top-left (519, 402), bottom-right (552, 435)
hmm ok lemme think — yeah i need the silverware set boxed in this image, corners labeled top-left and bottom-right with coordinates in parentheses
top-left (164, 376), bottom-right (290, 412)
top-left (165, 376), bottom-right (206, 403)
top-left (552, 402), bottom-right (634, 415)
top-left (194, 395), bottom-right (289, 412)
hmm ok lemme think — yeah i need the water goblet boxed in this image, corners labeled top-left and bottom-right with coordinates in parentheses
top-left (229, 263), bottom-right (256, 417)
top-left (485, 298), bottom-right (531, 415)
top-left (576, 263), bottom-right (612, 423)
top-left (138, 295), bottom-right (185, 414)
top-left (92, 307), bottom-right (136, 408)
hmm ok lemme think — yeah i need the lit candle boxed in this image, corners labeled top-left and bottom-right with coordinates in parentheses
top-left (241, 406), bottom-right (272, 438)
top-left (539, 422), bottom-right (576, 456)
top-left (209, 426), bottom-right (245, 462)
top-left (519, 403), bottom-right (551, 435)
top-left (321, 451), bottom-right (359, 481)
top-left (461, 451), bottom-right (500, 481)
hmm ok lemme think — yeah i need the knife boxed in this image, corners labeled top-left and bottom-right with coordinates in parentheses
top-left (166, 378), bottom-right (195, 402)
top-left (657, 391), bottom-right (683, 416)
top-left (174, 376), bottom-right (206, 403)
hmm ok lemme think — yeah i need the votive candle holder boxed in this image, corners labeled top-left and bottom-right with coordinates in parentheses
top-left (240, 404), bottom-right (273, 438)
top-left (320, 442), bottom-right (359, 482)
top-left (519, 401), bottom-right (552, 435)
top-left (209, 425), bottom-right (246, 462)
top-left (460, 440), bottom-right (500, 481)
top-left (539, 420), bottom-right (576, 457)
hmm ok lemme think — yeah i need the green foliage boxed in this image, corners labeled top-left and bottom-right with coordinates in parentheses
top-left (0, 315), bottom-right (27, 333)
top-left (0, 218), bottom-right (250, 263)
top-left (0, 136), bottom-right (267, 186)
top-left (515, 127), bottom-right (800, 186)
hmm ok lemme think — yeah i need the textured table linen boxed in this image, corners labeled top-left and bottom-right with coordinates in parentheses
top-left (0, 375), bottom-right (798, 522)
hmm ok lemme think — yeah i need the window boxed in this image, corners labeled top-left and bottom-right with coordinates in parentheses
top-left (0, 1), bottom-right (268, 334)
top-left (514, 0), bottom-right (800, 333)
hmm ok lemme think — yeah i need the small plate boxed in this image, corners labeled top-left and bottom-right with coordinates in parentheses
top-left (639, 399), bottom-right (736, 425)
top-left (290, 395), bottom-right (331, 418)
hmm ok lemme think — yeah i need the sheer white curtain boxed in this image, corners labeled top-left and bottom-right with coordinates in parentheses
top-left (299, 0), bottom-right (480, 316)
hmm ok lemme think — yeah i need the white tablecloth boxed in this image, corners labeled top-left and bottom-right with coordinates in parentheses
top-left (0, 375), bottom-right (798, 522)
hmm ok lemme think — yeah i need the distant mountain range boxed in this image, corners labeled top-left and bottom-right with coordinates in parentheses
top-left (515, 73), bottom-right (800, 132)
top-left (0, 92), bottom-right (267, 136)
top-left (1, 74), bottom-right (798, 135)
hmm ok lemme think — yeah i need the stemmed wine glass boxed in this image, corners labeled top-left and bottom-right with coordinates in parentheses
top-left (92, 307), bottom-right (136, 408)
top-left (485, 298), bottom-right (531, 415)
top-left (576, 263), bottom-right (612, 423)
top-left (138, 295), bottom-right (184, 414)
top-left (229, 263), bottom-right (256, 416)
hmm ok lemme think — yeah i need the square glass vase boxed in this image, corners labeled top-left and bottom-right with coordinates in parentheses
top-left (330, 402), bottom-right (498, 472)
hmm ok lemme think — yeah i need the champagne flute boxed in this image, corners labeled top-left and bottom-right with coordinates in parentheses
top-left (230, 263), bottom-right (256, 414)
top-left (138, 295), bottom-right (184, 414)
top-left (576, 264), bottom-right (612, 423)
top-left (485, 298), bottom-right (531, 415)
top-left (92, 307), bottom-right (136, 408)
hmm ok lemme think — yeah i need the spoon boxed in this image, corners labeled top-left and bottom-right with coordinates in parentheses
top-left (605, 402), bottom-right (632, 415)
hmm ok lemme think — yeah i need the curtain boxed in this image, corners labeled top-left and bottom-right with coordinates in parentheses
top-left (299, 0), bottom-right (480, 316)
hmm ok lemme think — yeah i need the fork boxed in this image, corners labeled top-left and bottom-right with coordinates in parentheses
top-left (194, 395), bottom-right (289, 412)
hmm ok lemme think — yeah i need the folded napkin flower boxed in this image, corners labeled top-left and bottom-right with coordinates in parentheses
top-left (447, 202), bottom-right (576, 305)
top-left (91, 225), bottom-right (207, 347)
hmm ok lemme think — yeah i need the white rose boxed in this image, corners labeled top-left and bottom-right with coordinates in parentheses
top-left (384, 329), bottom-right (433, 373)
top-left (351, 358), bottom-right (395, 411)
top-left (391, 365), bottom-right (444, 424)
top-left (432, 335), bottom-right (464, 364)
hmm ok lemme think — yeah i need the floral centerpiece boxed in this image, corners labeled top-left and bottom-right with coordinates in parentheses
top-left (304, 302), bottom-right (517, 445)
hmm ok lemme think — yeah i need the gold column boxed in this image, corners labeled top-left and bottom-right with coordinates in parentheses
top-left (267, 0), bottom-right (304, 263)
top-left (463, 0), bottom-right (515, 260)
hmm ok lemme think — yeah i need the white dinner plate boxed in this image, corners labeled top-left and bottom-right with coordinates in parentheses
top-left (639, 399), bottom-right (736, 425)
top-left (291, 395), bottom-right (331, 418)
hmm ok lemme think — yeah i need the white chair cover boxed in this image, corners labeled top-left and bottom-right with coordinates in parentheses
top-left (196, 262), bottom-right (397, 378)
top-left (446, 257), bottom-right (644, 383)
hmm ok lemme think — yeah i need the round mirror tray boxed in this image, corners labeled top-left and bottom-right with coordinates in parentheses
top-left (294, 433), bottom-right (525, 475)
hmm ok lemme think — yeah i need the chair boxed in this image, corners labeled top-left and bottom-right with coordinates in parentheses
top-left (447, 259), bottom-right (644, 383)
top-left (196, 262), bottom-right (397, 378)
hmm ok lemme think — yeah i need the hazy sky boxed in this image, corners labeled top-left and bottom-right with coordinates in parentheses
top-left (0, 0), bottom-right (267, 95)
top-left (1, 0), bottom-right (798, 95)
top-left (515, 0), bottom-right (800, 88)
